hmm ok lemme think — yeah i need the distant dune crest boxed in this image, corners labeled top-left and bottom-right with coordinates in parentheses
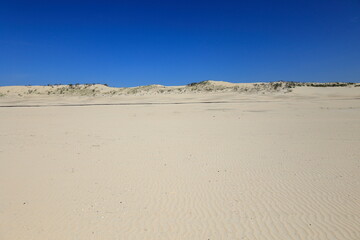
top-left (0, 80), bottom-right (359, 97)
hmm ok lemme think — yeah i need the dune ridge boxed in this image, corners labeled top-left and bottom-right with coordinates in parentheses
top-left (1, 80), bottom-right (359, 97)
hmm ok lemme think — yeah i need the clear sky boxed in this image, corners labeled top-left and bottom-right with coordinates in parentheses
top-left (1, 0), bottom-right (359, 87)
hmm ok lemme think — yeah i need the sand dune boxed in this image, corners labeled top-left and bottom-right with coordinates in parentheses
top-left (0, 82), bottom-right (360, 239)
top-left (1, 80), bottom-right (359, 98)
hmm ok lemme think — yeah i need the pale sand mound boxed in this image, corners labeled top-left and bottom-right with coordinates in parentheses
top-left (0, 86), bottom-right (360, 239)
top-left (1, 80), bottom-right (358, 97)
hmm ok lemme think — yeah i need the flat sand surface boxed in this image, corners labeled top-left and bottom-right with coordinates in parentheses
top-left (1, 87), bottom-right (360, 239)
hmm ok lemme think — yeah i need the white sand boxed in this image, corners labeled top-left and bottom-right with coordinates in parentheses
top-left (0, 86), bottom-right (360, 239)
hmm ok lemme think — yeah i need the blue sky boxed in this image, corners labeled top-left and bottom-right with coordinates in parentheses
top-left (1, 0), bottom-right (359, 87)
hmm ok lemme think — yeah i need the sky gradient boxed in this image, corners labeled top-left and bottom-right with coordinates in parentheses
top-left (1, 0), bottom-right (359, 87)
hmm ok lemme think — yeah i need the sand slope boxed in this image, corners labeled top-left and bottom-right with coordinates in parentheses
top-left (1, 80), bottom-right (359, 98)
top-left (0, 85), bottom-right (360, 239)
